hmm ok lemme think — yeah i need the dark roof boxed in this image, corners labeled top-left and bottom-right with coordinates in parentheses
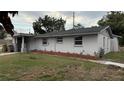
top-left (36, 26), bottom-right (107, 38)
top-left (14, 26), bottom-right (111, 38)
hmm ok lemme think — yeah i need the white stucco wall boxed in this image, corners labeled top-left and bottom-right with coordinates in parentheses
top-left (97, 30), bottom-right (111, 54)
top-left (28, 37), bottom-right (56, 51)
top-left (28, 34), bottom-right (98, 56)
top-left (80, 35), bottom-right (98, 55)
top-left (98, 34), bottom-right (111, 54)
top-left (110, 37), bottom-right (119, 51)
top-left (27, 38), bottom-right (37, 50)
top-left (41, 38), bottom-right (56, 51)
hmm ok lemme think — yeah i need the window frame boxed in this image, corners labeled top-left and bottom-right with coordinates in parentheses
top-left (56, 37), bottom-right (63, 44)
top-left (74, 36), bottom-right (83, 46)
top-left (42, 38), bottom-right (48, 45)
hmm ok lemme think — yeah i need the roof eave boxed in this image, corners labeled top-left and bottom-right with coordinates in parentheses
top-left (35, 32), bottom-right (98, 38)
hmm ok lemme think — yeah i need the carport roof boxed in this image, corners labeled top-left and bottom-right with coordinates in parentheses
top-left (14, 33), bottom-right (34, 37)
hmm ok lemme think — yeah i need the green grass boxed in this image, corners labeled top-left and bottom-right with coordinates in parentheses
top-left (0, 53), bottom-right (124, 80)
top-left (103, 51), bottom-right (124, 63)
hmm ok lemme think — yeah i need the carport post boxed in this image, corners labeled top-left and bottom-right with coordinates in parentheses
top-left (21, 36), bottom-right (24, 52)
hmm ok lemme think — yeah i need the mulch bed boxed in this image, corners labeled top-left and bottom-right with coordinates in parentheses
top-left (31, 50), bottom-right (98, 60)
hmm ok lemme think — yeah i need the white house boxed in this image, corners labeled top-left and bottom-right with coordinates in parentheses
top-left (13, 26), bottom-right (120, 56)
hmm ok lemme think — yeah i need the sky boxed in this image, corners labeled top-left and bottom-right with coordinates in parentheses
top-left (10, 11), bottom-right (108, 33)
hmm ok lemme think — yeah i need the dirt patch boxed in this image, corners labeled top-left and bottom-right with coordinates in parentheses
top-left (19, 67), bottom-right (56, 80)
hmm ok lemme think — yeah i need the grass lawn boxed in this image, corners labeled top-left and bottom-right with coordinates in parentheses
top-left (0, 53), bottom-right (124, 81)
top-left (103, 51), bottom-right (124, 63)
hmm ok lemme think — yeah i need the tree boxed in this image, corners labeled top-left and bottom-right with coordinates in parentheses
top-left (98, 11), bottom-right (124, 45)
top-left (0, 11), bottom-right (18, 36)
top-left (0, 25), bottom-right (6, 39)
top-left (33, 15), bottom-right (66, 34)
top-left (0, 31), bottom-right (6, 39)
top-left (74, 23), bottom-right (84, 29)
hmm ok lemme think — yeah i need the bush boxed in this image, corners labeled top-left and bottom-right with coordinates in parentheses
top-left (7, 45), bottom-right (14, 52)
top-left (2, 44), bottom-right (7, 52)
top-left (99, 48), bottom-right (105, 58)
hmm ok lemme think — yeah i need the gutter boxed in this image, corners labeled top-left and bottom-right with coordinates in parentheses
top-left (35, 32), bottom-right (98, 38)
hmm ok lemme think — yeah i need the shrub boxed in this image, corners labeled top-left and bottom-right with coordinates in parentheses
top-left (2, 44), bottom-right (7, 52)
top-left (7, 45), bottom-right (14, 52)
top-left (99, 48), bottom-right (105, 58)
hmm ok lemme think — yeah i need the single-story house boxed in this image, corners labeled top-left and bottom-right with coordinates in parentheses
top-left (13, 26), bottom-right (120, 56)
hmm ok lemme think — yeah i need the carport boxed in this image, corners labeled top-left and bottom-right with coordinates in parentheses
top-left (13, 33), bottom-right (34, 52)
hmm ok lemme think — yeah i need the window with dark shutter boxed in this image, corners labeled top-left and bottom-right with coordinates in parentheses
top-left (42, 38), bottom-right (47, 45)
top-left (74, 36), bottom-right (82, 46)
top-left (57, 37), bottom-right (63, 43)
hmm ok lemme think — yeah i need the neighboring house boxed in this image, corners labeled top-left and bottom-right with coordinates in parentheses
top-left (13, 26), bottom-right (120, 56)
top-left (0, 39), bottom-right (13, 52)
top-left (4, 34), bottom-right (13, 40)
top-left (0, 25), bottom-right (13, 52)
top-left (0, 33), bottom-right (13, 52)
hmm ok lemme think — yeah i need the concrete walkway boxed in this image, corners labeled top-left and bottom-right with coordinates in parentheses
top-left (0, 52), bottom-right (17, 56)
top-left (100, 60), bottom-right (124, 68)
top-left (87, 59), bottom-right (124, 68)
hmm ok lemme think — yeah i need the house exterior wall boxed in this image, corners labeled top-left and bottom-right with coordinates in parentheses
top-left (27, 37), bottom-right (56, 51)
top-left (81, 35), bottom-right (98, 55)
top-left (41, 38), bottom-right (56, 51)
top-left (97, 29), bottom-right (119, 54)
top-left (110, 37), bottom-right (119, 51)
top-left (28, 34), bottom-right (98, 56)
top-left (97, 30), bottom-right (111, 54)
top-left (27, 38), bottom-right (37, 50)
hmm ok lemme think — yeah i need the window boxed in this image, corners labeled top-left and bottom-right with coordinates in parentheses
top-left (57, 37), bottom-right (63, 43)
top-left (42, 38), bottom-right (47, 45)
top-left (74, 36), bottom-right (82, 46)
